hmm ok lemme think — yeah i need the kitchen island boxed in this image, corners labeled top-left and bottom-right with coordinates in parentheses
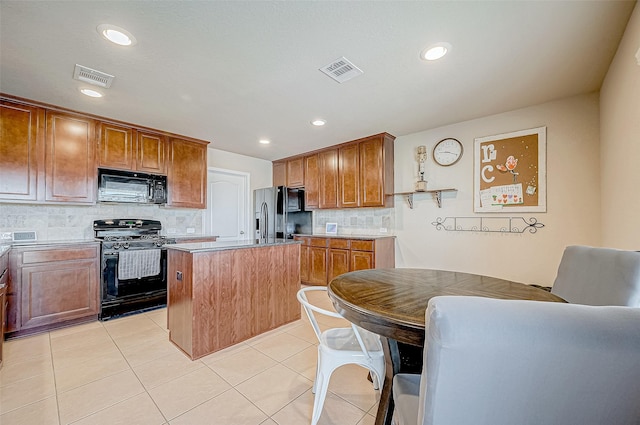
top-left (166, 239), bottom-right (301, 360)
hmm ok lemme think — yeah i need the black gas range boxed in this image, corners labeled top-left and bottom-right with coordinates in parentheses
top-left (94, 219), bottom-right (175, 320)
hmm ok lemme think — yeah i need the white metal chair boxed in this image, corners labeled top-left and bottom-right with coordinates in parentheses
top-left (551, 245), bottom-right (640, 307)
top-left (393, 296), bottom-right (640, 425)
top-left (297, 286), bottom-right (385, 425)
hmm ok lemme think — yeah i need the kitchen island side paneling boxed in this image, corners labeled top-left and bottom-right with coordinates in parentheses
top-left (167, 240), bottom-right (301, 360)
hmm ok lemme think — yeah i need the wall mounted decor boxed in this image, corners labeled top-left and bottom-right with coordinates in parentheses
top-left (431, 216), bottom-right (545, 234)
top-left (474, 126), bottom-right (546, 213)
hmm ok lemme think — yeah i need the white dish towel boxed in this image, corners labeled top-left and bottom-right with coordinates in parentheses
top-left (118, 249), bottom-right (161, 280)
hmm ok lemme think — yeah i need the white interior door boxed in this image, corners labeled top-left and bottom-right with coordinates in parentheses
top-left (205, 168), bottom-right (250, 241)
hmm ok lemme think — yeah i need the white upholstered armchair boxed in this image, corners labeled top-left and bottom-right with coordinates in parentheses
top-left (392, 296), bottom-right (640, 425)
top-left (551, 245), bottom-right (640, 307)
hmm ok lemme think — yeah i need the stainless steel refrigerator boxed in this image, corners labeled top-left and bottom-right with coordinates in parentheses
top-left (254, 186), bottom-right (312, 241)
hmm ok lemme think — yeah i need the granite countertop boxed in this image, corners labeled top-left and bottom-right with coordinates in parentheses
top-left (167, 238), bottom-right (300, 253)
top-left (9, 239), bottom-right (100, 247)
top-left (294, 234), bottom-right (395, 240)
top-left (171, 235), bottom-right (218, 242)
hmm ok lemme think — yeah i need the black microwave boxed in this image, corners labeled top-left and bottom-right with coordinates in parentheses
top-left (97, 168), bottom-right (167, 204)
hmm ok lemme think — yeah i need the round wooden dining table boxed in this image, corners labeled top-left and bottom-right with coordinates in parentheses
top-left (328, 268), bottom-right (566, 425)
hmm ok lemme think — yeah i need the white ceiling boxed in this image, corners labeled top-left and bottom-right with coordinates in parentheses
top-left (0, 1), bottom-right (635, 161)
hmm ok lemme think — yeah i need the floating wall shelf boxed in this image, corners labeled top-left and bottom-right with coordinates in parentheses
top-left (431, 216), bottom-right (545, 234)
top-left (395, 188), bottom-right (457, 208)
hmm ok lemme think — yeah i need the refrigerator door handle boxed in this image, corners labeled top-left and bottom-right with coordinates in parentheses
top-left (260, 201), bottom-right (268, 241)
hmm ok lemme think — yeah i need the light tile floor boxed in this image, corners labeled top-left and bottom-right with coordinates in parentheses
top-left (0, 289), bottom-right (379, 425)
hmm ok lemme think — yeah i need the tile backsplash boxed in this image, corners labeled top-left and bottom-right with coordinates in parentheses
top-left (0, 203), bottom-right (393, 241)
top-left (0, 203), bottom-right (203, 241)
top-left (312, 208), bottom-right (394, 236)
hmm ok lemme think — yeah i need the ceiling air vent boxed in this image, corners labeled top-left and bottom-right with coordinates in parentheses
top-left (73, 64), bottom-right (115, 88)
top-left (319, 56), bottom-right (363, 83)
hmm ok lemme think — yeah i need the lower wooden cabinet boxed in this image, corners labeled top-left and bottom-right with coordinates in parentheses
top-left (7, 243), bottom-right (100, 336)
top-left (0, 250), bottom-right (8, 369)
top-left (0, 284), bottom-right (5, 369)
top-left (167, 243), bottom-right (301, 359)
top-left (295, 236), bottom-right (395, 285)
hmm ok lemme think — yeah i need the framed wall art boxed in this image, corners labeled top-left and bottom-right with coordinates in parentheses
top-left (325, 222), bottom-right (338, 235)
top-left (474, 126), bottom-right (546, 213)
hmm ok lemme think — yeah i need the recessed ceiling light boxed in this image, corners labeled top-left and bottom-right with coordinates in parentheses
top-left (311, 119), bottom-right (326, 126)
top-left (97, 24), bottom-right (137, 46)
top-left (421, 42), bottom-right (452, 61)
top-left (259, 139), bottom-right (270, 145)
top-left (80, 88), bottom-right (103, 98)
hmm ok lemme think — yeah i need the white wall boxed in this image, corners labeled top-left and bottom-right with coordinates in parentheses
top-left (393, 93), bottom-right (601, 286)
top-left (207, 147), bottom-right (273, 192)
top-left (600, 4), bottom-right (640, 249)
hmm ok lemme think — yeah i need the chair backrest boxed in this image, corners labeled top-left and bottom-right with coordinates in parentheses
top-left (296, 286), bottom-right (378, 359)
top-left (551, 245), bottom-right (640, 307)
top-left (418, 296), bottom-right (640, 425)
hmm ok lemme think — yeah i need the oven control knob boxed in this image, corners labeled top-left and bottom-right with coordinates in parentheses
top-left (113, 243), bottom-right (121, 250)
top-left (155, 241), bottom-right (163, 247)
top-left (123, 243), bottom-right (130, 249)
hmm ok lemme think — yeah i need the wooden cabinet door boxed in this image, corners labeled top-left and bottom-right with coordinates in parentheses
top-left (0, 101), bottom-right (44, 201)
top-left (360, 134), bottom-right (395, 207)
top-left (0, 285), bottom-right (5, 367)
top-left (318, 148), bottom-right (338, 209)
top-left (137, 130), bottom-right (166, 174)
top-left (286, 157), bottom-right (305, 188)
top-left (5, 294), bottom-right (18, 333)
top-left (168, 138), bottom-right (208, 208)
top-left (295, 236), bottom-right (311, 284)
top-left (299, 245), bottom-right (310, 283)
top-left (20, 255), bottom-right (99, 330)
top-left (167, 250), bottom-right (194, 356)
top-left (350, 249), bottom-right (374, 271)
top-left (273, 161), bottom-right (286, 187)
top-left (328, 248), bottom-right (350, 283)
top-left (45, 112), bottom-right (96, 203)
top-left (338, 143), bottom-right (360, 208)
top-left (309, 246), bottom-right (328, 285)
top-left (304, 154), bottom-right (319, 209)
top-left (97, 122), bottom-right (134, 170)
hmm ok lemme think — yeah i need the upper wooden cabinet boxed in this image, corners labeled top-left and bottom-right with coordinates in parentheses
top-left (0, 100), bottom-right (96, 205)
top-left (167, 137), bottom-right (208, 209)
top-left (1, 95), bottom-right (209, 208)
top-left (45, 111), bottom-right (96, 204)
top-left (273, 133), bottom-right (395, 209)
top-left (286, 157), bottom-right (305, 187)
top-left (272, 157), bottom-right (304, 188)
top-left (273, 161), bottom-right (286, 187)
top-left (136, 130), bottom-right (166, 174)
top-left (318, 148), bottom-right (339, 209)
top-left (338, 143), bottom-right (360, 208)
top-left (0, 100), bottom-right (44, 201)
top-left (359, 133), bottom-right (395, 208)
top-left (98, 123), bottom-right (166, 174)
top-left (304, 154), bottom-right (319, 209)
top-left (97, 122), bottom-right (134, 170)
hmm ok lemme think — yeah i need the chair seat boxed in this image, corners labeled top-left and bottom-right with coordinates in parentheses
top-left (392, 373), bottom-right (421, 425)
top-left (321, 327), bottom-right (383, 352)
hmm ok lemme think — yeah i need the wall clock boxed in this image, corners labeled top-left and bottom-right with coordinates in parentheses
top-left (433, 138), bottom-right (463, 166)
